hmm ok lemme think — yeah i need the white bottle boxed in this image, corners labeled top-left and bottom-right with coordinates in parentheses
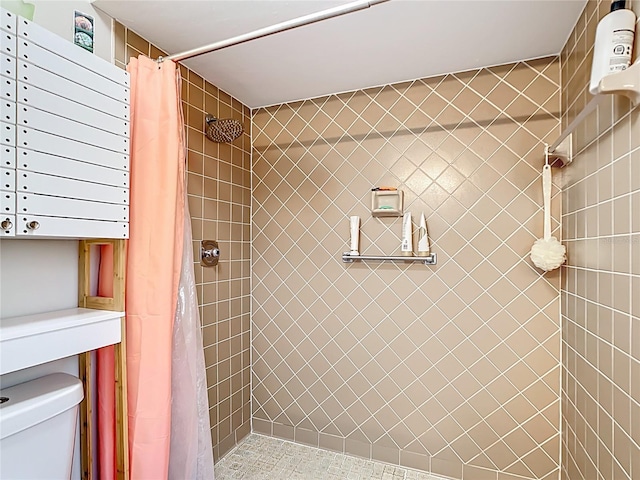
top-left (401, 212), bottom-right (413, 256)
top-left (589, 0), bottom-right (636, 95)
top-left (416, 213), bottom-right (430, 256)
top-left (349, 216), bottom-right (360, 256)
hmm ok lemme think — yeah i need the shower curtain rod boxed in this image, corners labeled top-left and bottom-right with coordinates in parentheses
top-left (160, 0), bottom-right (389, 63)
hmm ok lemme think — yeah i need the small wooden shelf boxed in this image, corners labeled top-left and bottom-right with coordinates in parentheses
top-left (77, 238), bottom-right (129, 480)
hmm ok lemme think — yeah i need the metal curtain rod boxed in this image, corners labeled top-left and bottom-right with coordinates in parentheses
top-left (162, 0), bottom-right (389, 63)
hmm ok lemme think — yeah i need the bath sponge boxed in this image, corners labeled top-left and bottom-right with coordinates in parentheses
top-left (530, 163), bottom-right (566, 271)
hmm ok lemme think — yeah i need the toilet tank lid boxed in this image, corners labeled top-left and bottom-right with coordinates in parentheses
top-left (0, 373), bottom-right (84, 439)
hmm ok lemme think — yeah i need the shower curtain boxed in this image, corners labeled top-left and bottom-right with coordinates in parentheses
top-left (125, 54), bottom-right (214, 479)
top-left (125, 54), bottom-right (185, 479)
top-left (169, 194), bottom-right (215, 479)
top-left (95, 54), bottom-right (214, 480)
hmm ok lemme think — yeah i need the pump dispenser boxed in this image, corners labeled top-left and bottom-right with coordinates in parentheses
top-left (589, 0), bottom-right (636, 95)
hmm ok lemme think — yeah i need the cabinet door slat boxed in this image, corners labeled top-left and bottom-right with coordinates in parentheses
top-left (0, 99), bottom-right (15, 126)
top-left (1, 144), bottom-right (14, 168)
top-left (19, 83), bottom-right (128, 137)
top-left (18, 107), bottom-right (129, 154)
top-left (1, 120), bottom-right (15, 146)
top-left (16, 214), bottom-right (128, 238)
top-left (1, 8), bottom-right (16, 36)
top-left (18, 128), bottom-right (128, 172)
top-left (18, 193), bottom-right (129, 222)
top-left (1, 76), bottom-right (15, 102)
top-left (18, 149), bottom-right (129, 188)
top-left (1, 166), bottom-right (14, 191)
top-left (17, 61), bottom-right (128, 120)
top-left (1, 53), bottom-right (16, 79)
top-left (1, 32), bottom-right (16, 57)
top-left (18, 171), bottom-right (128, 205)
top-left (1, 190), bottom-right (14, 214)
top-left (18, 39), bottom-right (129, 103)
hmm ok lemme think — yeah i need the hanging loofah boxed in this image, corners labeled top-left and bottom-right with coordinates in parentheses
top-left (530, 149), bottom-right (566, 272)
top-left (531, 235), bottom-right (565, 271)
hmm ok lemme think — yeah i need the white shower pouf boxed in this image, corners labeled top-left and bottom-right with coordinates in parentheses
top-left (530, 236), bottom-right (566, 271)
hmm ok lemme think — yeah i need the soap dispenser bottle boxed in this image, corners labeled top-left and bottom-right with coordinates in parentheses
top-left (589, 0), bottom-right (636, 95)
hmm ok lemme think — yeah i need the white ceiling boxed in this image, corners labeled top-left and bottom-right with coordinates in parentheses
top-left (93, 0), bottom-right (586, 109)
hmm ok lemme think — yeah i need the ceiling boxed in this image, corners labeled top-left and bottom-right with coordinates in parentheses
top-left (93, 0), bottom-right (586, 109)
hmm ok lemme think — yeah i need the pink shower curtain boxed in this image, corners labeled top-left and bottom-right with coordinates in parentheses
top-left (125, 55), bottom-right (185, 479)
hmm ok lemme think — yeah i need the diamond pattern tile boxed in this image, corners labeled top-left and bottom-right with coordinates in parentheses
top-left (252, 58), bottom-right (562, 480)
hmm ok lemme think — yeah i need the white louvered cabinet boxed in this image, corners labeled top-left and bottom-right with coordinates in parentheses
top-left (1, 8), bottom-right (16, 236)
top-left (1, 7), bottom-right (130, 239)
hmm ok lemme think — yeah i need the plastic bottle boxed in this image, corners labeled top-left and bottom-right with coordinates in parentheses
top-left (589, 0), bottom-right (636, 95)
top-left (401, 212), bottom-right (412, 256)
top-left (349, 216), bottom-right (360, 256)
top-left (416, 213), bottom-right (430, 256)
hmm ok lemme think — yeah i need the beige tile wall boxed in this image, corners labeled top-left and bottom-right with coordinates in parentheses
top-left (252, 58), bottom-right (562, 479)
top-left (559, 1), bottom-right (640, 479)
top-left (114, 23), bottom-right (252, 460)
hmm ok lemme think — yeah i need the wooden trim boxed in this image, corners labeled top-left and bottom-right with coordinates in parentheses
top-left (112, 240), bottom-right (126, 312)
top-left (78, 239), bottom-right (128, 480)
top-left (115, 317), bottom-right (129, 480)
top-left (78, 239), bottom-right (126, 311)
top-left (78, 241), bottom-right (91, 308)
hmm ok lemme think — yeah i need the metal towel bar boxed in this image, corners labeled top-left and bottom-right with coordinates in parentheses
top-left (342, 252), bottom-right (437, 266)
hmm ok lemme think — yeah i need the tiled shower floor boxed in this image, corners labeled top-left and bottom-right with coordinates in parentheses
top-left (214, 434), bottom-right (442, 480)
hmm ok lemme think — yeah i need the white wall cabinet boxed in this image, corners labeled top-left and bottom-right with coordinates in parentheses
top-left (1, 7), bottom-right (130, 239)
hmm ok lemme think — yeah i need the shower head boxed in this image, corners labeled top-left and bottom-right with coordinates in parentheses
top-left (205, 114), bottom-right (244, 143)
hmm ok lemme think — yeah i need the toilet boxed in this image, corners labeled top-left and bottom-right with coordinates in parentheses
top-left (0, 373), bottom-right (84, 479)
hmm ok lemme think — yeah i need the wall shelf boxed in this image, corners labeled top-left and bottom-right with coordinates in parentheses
top-left (0, 307), bottom-right (123, 375)
top-left (597, 58), bottom-right (640, 105)
top-left (342, 251), bottom-right (437, 266)
top-left (549, 60), bottom-right (640, 167)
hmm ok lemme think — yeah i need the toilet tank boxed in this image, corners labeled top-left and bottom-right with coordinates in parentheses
top-left (0, 373), bottom-right (84, 479)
